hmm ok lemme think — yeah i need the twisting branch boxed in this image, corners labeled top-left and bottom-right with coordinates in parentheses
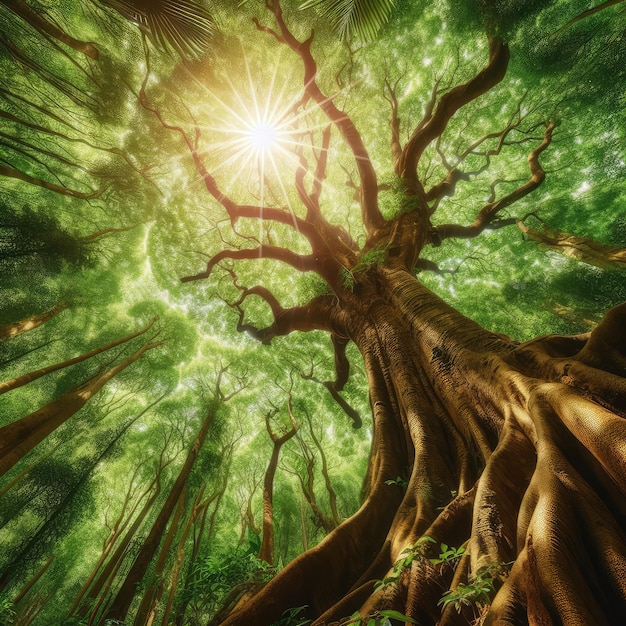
top-left (136, 35), bottom-right (317, 249)
top-left (226, 279), bottom-right (338, 345)
top-left (425, 96), bottom-right (533, 209)
top-left (300, 355), bottom-right (362, 429)
top-left (180, 246), bottom-right (316, 283)
top-left (436, 121), bottom-right (556, 242)
top-left (399, 38), bottom-right (510, 195)
top-left (255, 0), bottom-right (384, 233)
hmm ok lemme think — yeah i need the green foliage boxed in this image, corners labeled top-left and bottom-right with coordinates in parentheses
top-left (428, 542), bottom-right (466, 565)
top-left (374, 536), bottom-right (436, 591)
top-left (184, 542), bottom-right (275, 617)
top-left (384, 476), bottom-right (407, 489)
top-left (300, 0), bottom-right (396, 41)
top-left (270, 605), bottom-right (311, 626)
top-left (438, 561), bottom-right (511, 612)
top-left (0, 598), bottom-right (15, 626)
top-left (344, 609), bottom-right (417, 625)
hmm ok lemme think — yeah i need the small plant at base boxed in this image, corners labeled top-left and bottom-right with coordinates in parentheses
top-left (438, 561), bottom-right (512, 614)
top-left (428, 542), bottom-right (466, 565)
top-left (374, 536), bottom-right (436, 591)
top-left (343, 609), bottom-right (418, 625)
top-left (384, 476), bottom-right (408, 489)
top-left (0, 598), bottom-right (15, 626)
top-left (270, 605), bottom-right (311, 626)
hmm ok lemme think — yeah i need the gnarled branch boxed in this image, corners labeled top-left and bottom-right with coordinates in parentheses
top-left (257, 0), bottom-right (384, 233)
top-left (436, 121), bottom-right (556, 242)
top-left (399, 38), bottom-right (510, 195)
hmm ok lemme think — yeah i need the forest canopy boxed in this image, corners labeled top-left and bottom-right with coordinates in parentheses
top-left (0, 1), bottom-right (625, 625)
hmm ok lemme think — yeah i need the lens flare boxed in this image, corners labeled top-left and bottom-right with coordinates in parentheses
top-left (246, 122), bottom-right (278, 153)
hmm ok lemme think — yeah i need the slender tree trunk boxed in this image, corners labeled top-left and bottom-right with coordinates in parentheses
top-left (0, 317), bottom-right (156, 395)
top-left (0, 336), bottom-right (161, 476)
top-left (0, 0), bottom-right (99, 58)
top-left (173, 449), bottom-right (233, 626)
top-left (306, 414), bottom-right (341, 526)
top-left (0, 398), bottom-right (161, 596)
top-left (259, 408), bottom-right (297, 565)
top-left (220, 265), bottom-right (626, 625)
top-left (102, 402), bottom-right (219, 623)
top-left (133, 485), bottom-right (188, 626)
top-left (81, 485), bottom-right (163, 622)
top-left (11, 556), bottom-right (53, 607)
top-left (0, 302), bottom-right (69, 341)
top-left (66, 396), bottom-right (165, 617)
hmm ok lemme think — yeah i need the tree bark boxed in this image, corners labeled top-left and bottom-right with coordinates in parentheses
top-left (0, 336), bottom-right (161, 476)
top-left (220, 264), bottom-right (626, 625)
top-left (101, 402), bottom-right (219, 623)
top-left (0, 317), bottom-right (157, 395)
top-left (0, 302), bottom-right (69, 341)
top-left (259, 408), bottom-right (297, 565)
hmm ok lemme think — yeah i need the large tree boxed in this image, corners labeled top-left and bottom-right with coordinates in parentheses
top-left (1, 0), bottom-right (625, 624)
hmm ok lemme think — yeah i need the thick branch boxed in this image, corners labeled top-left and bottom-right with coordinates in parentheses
top-left (517, 219), bottom-right (626, 270)
top-left (234, 291), bottom-right (337, 344)
top-left (399, 38), bottom-right (510, 193)
top-left (180, 246), bottom-right (316, 283)
top-left (257, 0), bottom-right (384, 233)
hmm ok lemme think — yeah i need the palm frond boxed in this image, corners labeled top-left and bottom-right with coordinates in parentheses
top-left (300, 0), bottom-right (395, 41)
top-left (100, 0), bottom-right (217, 59)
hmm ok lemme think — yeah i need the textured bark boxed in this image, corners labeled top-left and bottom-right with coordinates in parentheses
top-left (220, 265), bottom-right (626, 625)
top-left (102, 403), bottom-right (218, 623)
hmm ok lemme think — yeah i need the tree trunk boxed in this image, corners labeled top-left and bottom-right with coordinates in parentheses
top-left (66, 396), bottom-right (165, 617)
top-left (132, 484), bottom-right (187, 626)
top-left (11, 555), bottom-right (53, 607)
top-left (259, 408), bottom-right (297, 565)
top-left (0, 317), bottom-right (157, 395)
top-left (79, 482), bottom-right (163, 622)
top-left (173, 448), bottom-right (233, 626)
top-left (0, 302), bottom-right (69, 341)
top-left (0, 336), bottom-right (160, 476)
top-left (102, 402), bottom-right (218, 623)
top-left (220, 264), bottom-right (626, 625)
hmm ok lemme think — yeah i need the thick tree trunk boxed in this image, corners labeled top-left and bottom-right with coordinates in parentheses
top-left (220, 264), bottom-right (626, 625)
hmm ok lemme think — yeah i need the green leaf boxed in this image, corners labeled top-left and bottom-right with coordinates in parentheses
top-left (380, 609), bottom-right (418, 623)
top-left (299, 0), bottom-right (396, 41)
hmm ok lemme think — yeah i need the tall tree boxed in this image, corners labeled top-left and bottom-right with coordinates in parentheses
top-left (0, 324), bottom-right (162, 475)
top-left (0, 0), bottom-right (625, 624)
top-left (259, 403), bottom-right (298, 566)
top-left (102, 367), bottom-right (243, 623)
top-left (167, 2), bottom-right (623, 623)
